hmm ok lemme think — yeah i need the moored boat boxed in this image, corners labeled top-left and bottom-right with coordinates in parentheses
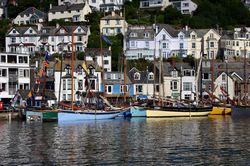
top-left (231, 105), bottom-right (250, 117)
top-left (26, 109), bottom-right (59, 122)
top-left (210, 106), bottom-right (231, 115)
top-left (146, 106), bottom-right (212, 118)
top-left (58, 110), bottom-right (122, 121)
top-left (130, 106), bottom-right (146, 117)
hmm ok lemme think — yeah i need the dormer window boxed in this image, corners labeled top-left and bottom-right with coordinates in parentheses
top-left (65, 65), bottom-right (71, 75)
top-left (144, 33), bottom-right (150, 38)
top-left (191, 35), bottom-right (195, 39)
top-left (171, 71), bottom-right (178, 77)
top-left (42, 29), bottom-right (46, 33)
top-left (180, 35), bottom-right (184, 39)
top-left (29, 30), bottom-right (33, 33)
top-left (148, 72), bottom-right (154, 80)
top-left (60, 29), bottom-right (65, 34)
top-left (134, 72), bottom-right (140, 80)
top-left (78, 28), bottom-right (81, 33)
top-left (210, 33), bottom-right (214, 39)
top-left (13, 30), bottom-right (16, 34)
top-left (130, 33), bottom-right (137, 37)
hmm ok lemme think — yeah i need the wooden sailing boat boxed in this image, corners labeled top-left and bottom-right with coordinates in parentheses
top-left (25, 50), bottom-right (59, 122)
top-left (209, 51), bottom-right (231, 115)
top-left (146, 51), bottom-right (212, 118)
top-left (231, 39), bottom-right (250, 117)
top-left (58, 28), bottom-right (124, 122)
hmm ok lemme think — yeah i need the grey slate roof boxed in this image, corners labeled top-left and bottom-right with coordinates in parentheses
top-left (126, 25), bottom-right (155, 40)
top-left (127, 67), bottom-right (159, 84)
top-left (162, 62), bottom-right (194, 77)
top-left (101, 13), bottom-right (124, 20)
top-left (49, 3), bottom-right (86, 12)
top-left (85, 48), bottom-right (111, 57)
top-left (7, 25), bottom-right (89, 37)
top-left (156, 24), bottom-right (179, 37)
top-left (105, 72), bottom-right (132, 84)
top-left (19, 7), bottom-right (47, 19)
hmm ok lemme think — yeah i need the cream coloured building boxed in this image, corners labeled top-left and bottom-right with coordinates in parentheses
top-left (48, 3), bottom-right (92, 22)
top-left (100, 11), bottom-right (128, 36)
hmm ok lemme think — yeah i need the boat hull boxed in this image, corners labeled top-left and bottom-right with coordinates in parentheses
top-left (58, 110), bottom-right (121, 122)
top-left (26, 110), bottom-right (58, 122)
top-left (146, 107), bottom-right (212, 118)
top-left (210, 106), bottom-right (231, 115)
top-left (130, 106), bottom-right (146, 117)
top-left (232, 106), bottom-right (250, 117)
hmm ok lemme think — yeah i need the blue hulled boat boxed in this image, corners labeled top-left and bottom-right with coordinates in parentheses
top-left (130, 106), bottom-right (146, 117)
top-left (231, 106), bottom-right (250, 117)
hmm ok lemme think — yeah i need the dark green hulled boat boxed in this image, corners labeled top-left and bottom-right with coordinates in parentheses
top-left (26, 109), bottom-right (59, 122)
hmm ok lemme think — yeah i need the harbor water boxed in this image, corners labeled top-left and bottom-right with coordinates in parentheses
top-left (0, 116), bottom-right (250, 165)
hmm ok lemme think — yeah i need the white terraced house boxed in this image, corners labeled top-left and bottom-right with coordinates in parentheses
top-left (125, 25), bottom-right (155, 60)
top-left (0, 52), bottom-right (30, 104)
top-left (221, 27), bottom-right (250, 60)
top-left (5, 24), bottom-right (90, 56)
top-left (140, 0), bottom-right (169, 10)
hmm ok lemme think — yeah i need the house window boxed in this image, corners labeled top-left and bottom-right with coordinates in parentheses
top-left (134, 72), bottom-right (140, 80)
top-left (18, 56), bottom-right (28, 63)
top-left (78, 80), bottom-right (83, 90)
top-left (145, 41), bottom-right (149, 48)
top-left (0, 83), bottom-right (6, 91)
top-left (106, 85), bottom-right (112, 94)
top-left (68, 79), bottom-right (72, 90)
top-left (203, 73), bottom-right (211, 80)
top-left (105, 20), bottom-right (110, 25)
top-left (144, 33), bottom-right (149, 38)
top-left (120, 85), bottom-right (128, 93)
top-left (180, 35), bottom-right (184, 39)
top-left (0, 69), bottom-right (7, 77)
top-left (171, 81), bottom-right (178, 90)
top-left (184, 94), bottom-right (191, 100)
top-left (210, 42), bottom-right (214, 48)
top-left (180, 43), bottom-right (184, 49)
top-left (116, 20), bottom-right (120, 25)
top-left (130, 41), bottom-right (135, 47)
top-left (171, 71), bottom-right (178, 77)
top-left (136, 85), bottom-right (143, 93)
top-left (192, 43), bottom-right (196, 48)
top-left (162, 43), bottom-right (167, 48)
top-left (78, 36), bottom-right (82, 41)
top-left (183, 82), bottom-right (192, 91)
top-left (191, 35), bottom-right (195, 39)
top-left (104, 60), bottom-right (109, 64)
top-left (29, 29), bottom-right (33, 33)
top-left (148, 73), bottom-right (154, 80)
top-left (162, 34), bottom-right (166, 40)
top-left (156, 85), bottom-right (159, 92)
top-left (63, 94), bottom-right (66, 100)
top-left (210, 33), bottom-right (214, 38)
top-left (222, 74), bottom-right (226, 81)
top-left (11, 37), bottom-right (16, 43)
top-left (1, 55), bottom-right (6, 63)
top-left (63, 79), bottom-right (66, 90)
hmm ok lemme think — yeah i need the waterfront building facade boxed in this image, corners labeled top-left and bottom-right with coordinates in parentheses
top-left (48, 3), bottom-right (92, 22)
top-left (5, 24), bottom-right (90, 55)
top-left (220, 27), bottom-right (250, 60)
top-left (100, 11), bottom-right (127, 36)
top-left (0, 52), bottom-right (30, 104)
top-left (125, 25), bottom-right (155, 60)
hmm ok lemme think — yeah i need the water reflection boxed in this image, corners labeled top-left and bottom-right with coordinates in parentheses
top-left (0, 117), bottom-right (250, 165)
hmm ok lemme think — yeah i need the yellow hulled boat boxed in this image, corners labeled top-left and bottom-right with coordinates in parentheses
top-left (209, 106), bottom-right (231, 115)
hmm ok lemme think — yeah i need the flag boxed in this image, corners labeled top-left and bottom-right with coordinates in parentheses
top-left (101, 35), bottom-right (112, 45)
top-left (82, 62), bottom-right (89, 75)
top-left (45, 51), bottom-right (50, 64)
top-left (28, 91), bottom-right (32, 98)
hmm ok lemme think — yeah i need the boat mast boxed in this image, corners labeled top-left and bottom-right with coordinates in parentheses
top-left (153, 17), bottom-right (157, 106)
top-left (58, 40), bottom-right (64, 104)
top-left (195, 52), bottom-right (203, 104)
top-left (244, 41), bottom-right (248, 105)
top-left (71, 29), bottom-right (75, 111)
top-left (100, 33), bottom-right (106, 98)
top-left (211, 51), bottom-right (214, 103)
top-left (123, 8), bottom-right (127, 102)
